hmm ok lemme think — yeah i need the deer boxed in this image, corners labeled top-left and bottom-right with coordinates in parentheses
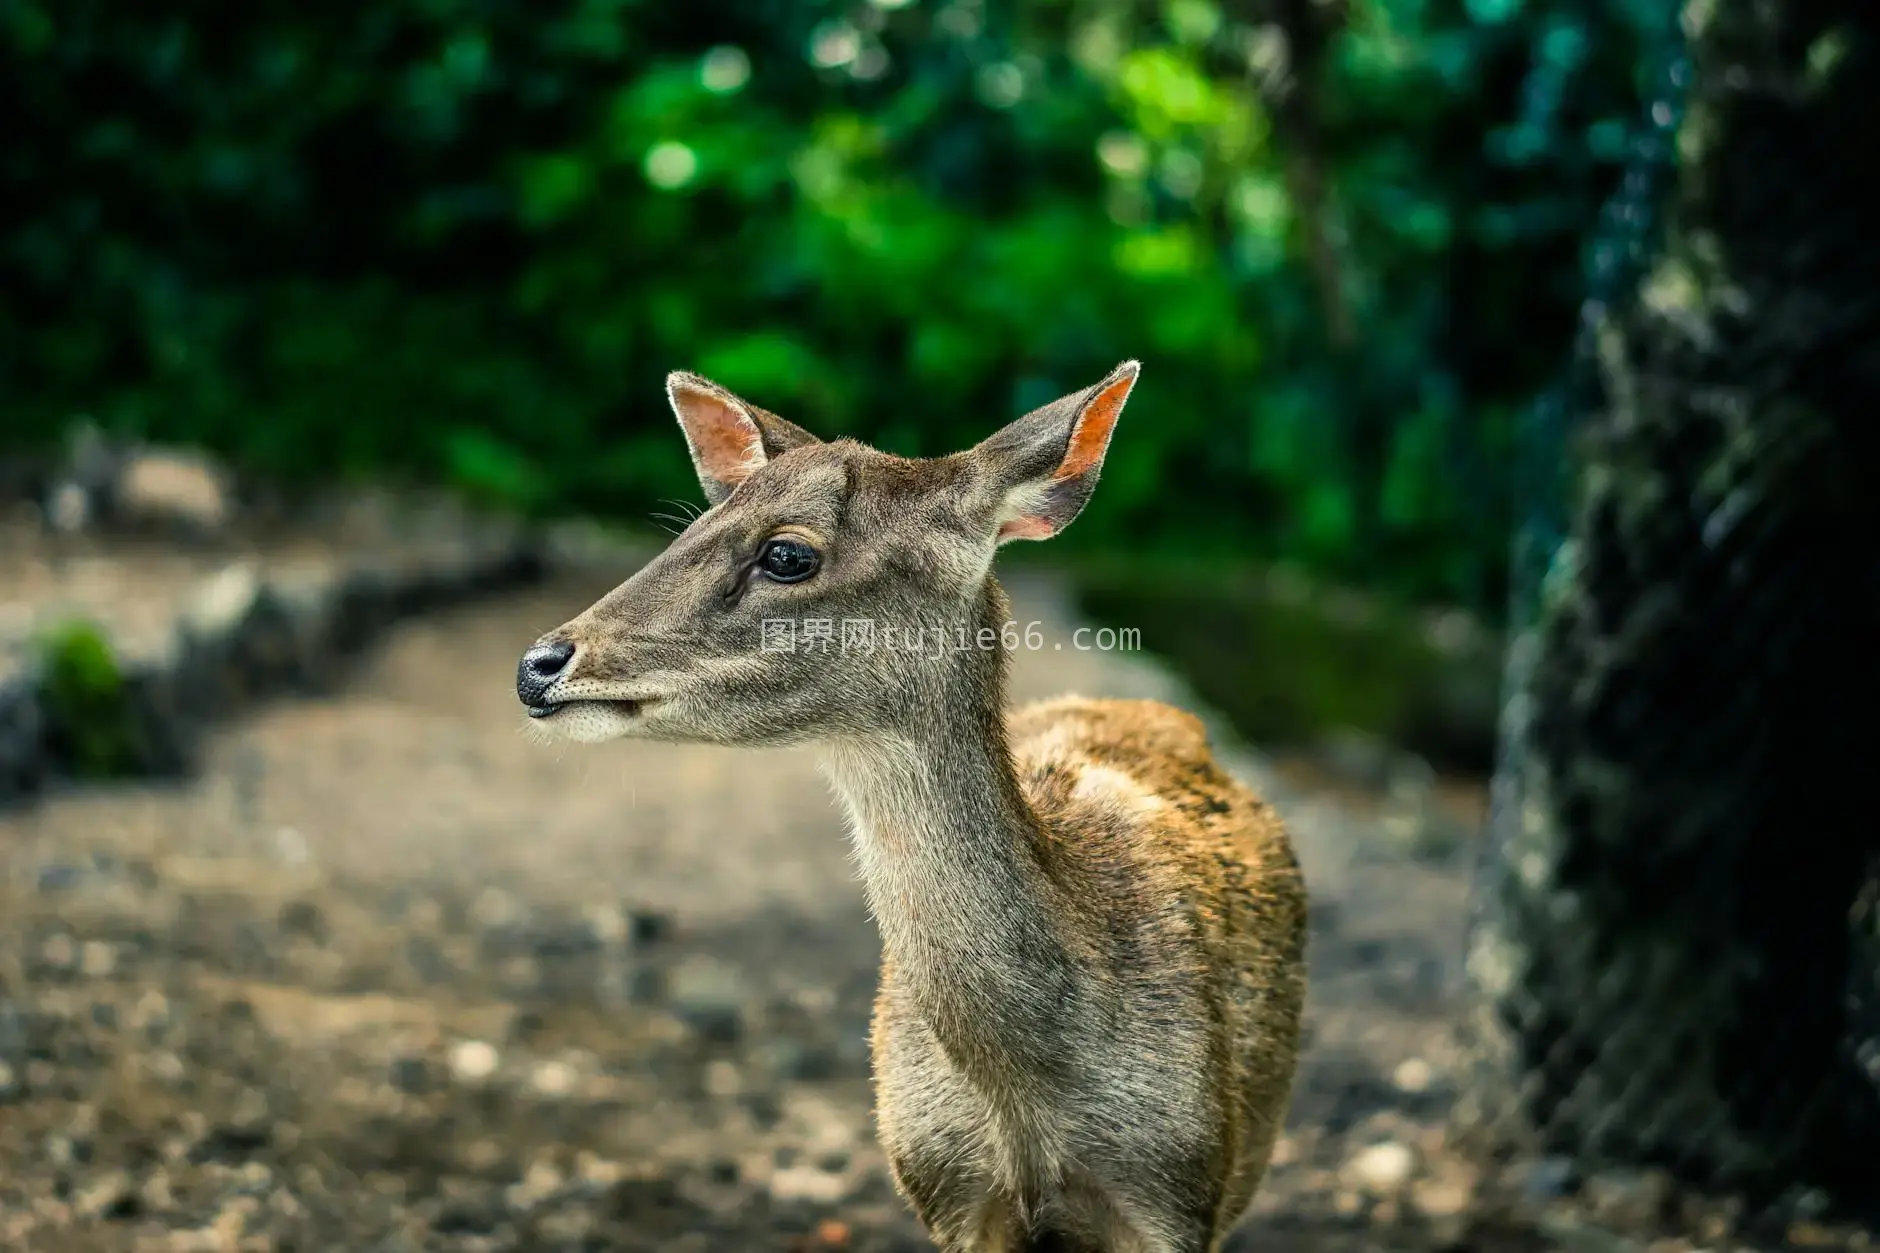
top-left (515, 361), bottom-right (1308, 1252)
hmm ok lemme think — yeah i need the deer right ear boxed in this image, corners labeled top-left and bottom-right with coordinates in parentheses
top-left (975, 360), bottom-right (1139, 543)
top-left (666, 372), bottom-right (822, 506)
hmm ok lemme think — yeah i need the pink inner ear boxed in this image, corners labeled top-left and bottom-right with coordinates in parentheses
top-left (998, 515), bottom-right (1057, 541)
top-left (1056, 370), bottom-right (1133, 482)
top-left (678, 388), bottom-right (763, 484)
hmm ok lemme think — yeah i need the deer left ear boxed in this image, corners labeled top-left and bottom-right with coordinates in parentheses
top-left (666, 371), bottom-right (822, 506)
top-left (975, 360), bottom-right (1139, 543)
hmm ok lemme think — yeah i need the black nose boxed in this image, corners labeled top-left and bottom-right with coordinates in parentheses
top-left (517, 640), bottom-right (575, 707)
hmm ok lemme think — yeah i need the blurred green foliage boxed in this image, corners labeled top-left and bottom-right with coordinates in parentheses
top-left (0, 0), bottom-right (1661, 615)
top-left (36, 619), bottom-right (139, 778)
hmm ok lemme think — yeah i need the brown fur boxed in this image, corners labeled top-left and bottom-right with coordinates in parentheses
top-left (518, 363), bottom-right (1308, 1252)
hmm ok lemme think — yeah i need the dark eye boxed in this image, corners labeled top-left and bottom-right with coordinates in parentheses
top-left (757, 536), bottom-right (820, 583)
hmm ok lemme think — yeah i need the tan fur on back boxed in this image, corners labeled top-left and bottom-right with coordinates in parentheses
top-left (1013, 695), bottom-right (1307, 1215)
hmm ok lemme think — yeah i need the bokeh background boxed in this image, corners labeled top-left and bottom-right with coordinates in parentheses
top-left (2, 0), bottom-right (1669, 613)
top-left (7, 2), bottom-right (1877, 1251)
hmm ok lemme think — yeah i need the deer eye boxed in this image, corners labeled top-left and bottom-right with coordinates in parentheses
top-left (757, 536), bottom-right (820, 584)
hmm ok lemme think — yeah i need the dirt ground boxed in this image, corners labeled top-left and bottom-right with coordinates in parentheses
top-left (0, 559), bottom-right (1575, 1252)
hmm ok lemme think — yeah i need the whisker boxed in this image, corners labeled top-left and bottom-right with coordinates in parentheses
top-left (656, 497), bottom-right (705, 522)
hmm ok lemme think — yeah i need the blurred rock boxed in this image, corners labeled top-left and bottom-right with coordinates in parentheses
top-left (1522, 1155), bottom-right (1581, 1200)
top-left (74, 1170), bottom-right (140, 1220)
top-left (1392, 1057), bottom-right (1434, 1094)
top-left (448, 1039), bottom-right (501, 1085)
top-left (1346, 1140), bottom-right (1417, 1195)
top-left (115, 449), bottom-right (233, 535)
top-left (389, 1055), bottom-right (432, 1095)
top-left (667, 957), bottom-right (747, 1045)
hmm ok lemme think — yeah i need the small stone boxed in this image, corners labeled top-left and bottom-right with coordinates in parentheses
top-left (274, 826), bottom-right (309, 866)
top-left (129, 991), bottom-right (172, 1033)
top-left (1412, 1178), bottom-right (1471, 1218)
top-left (471, 888), bottom-right (521, 929)
top-left (627, 967), bottom-right (666, 1005)
top-left (583, 904), bottom-right (627, 944)
top-left (149, 1052), bottom-right (185, 1085)
top-left (530, 1060), bottom-right (577, 1098)
top-left (1347, 1140), bottom-right (1416, 1195)
top-left (575, 1153), bottom-right (624, 1186)
top-left (142, 1170), bottom-right (175, 1212)
top-left (668, 958), bottom-right (746, 1044)
top-left (1523, 1155), bottom-right (1579, 1199)
top-left (768, 1164), bottom-right (847, 1204)
top-left (40, 933), bottom-right (77, 971)
top-left (0, 1060), bottom-right (16, 1101)
top-left (448, 1039), bottom-right (500, 1084)
top-left (47, 480), bottom-right (90, 530)
top-left (36, 863), bottom-right (84, 893)
top-left (1584, 1167), bottom-right (1670, 1222)
top-left (75, 1172), bottom-right (141, 1220)
top-left (388, 1056), bottom-right (431, 1094)
top-left (703, 1060), bottom-right (742, 1098)
top-left (629, 909), bottom-right (672, 946)
top-left (506, 1159), bottom-right (564, 1211)
top-left (80, 940), bottom-right (117, 978)
top-left (812, 1219), bottom-right (851, 1247)
top-left (1391, 1057), bottom-right (1433, 1094)
top-left (116, 450), bottom-right (231, 532)
top-left (278, 900), bottom-right (324, 940)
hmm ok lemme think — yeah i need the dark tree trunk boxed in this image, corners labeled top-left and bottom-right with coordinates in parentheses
top-left (1462, 0), bottom-right (1880, 1218)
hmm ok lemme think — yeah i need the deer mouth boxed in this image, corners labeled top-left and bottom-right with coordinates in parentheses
top-left (526, 698), bottom-right (648, 721)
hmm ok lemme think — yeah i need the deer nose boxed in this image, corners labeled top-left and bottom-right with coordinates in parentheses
top-left (517, 639), bottom-right (575, 707)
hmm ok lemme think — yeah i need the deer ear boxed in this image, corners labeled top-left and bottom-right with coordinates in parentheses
top-left (666, 372), bottom-right (822, 506)
top-left (976, 360), bottom-right (1139, 543)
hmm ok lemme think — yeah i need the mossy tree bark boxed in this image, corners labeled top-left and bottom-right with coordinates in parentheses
top-left (1463, 0), bottom-right (1880, 1215)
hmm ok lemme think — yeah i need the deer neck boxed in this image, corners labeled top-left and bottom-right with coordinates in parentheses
top-left (817, 580), bottom-right (1083, 1083)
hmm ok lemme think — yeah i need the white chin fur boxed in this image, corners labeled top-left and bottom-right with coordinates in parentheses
top-left (522, 702), bottom-right (642, 745)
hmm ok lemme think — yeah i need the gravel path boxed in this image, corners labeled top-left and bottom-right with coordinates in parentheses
top-left (1, 563), bottom-right (1495, 1253)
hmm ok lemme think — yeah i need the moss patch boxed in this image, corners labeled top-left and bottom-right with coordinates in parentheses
top-left (37, 618), bottom-right (142, 778)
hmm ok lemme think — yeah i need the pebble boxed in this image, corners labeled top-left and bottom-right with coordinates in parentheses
top-left (40, 933), bottom-right (76, 971)
top-left (811, 1219), bottom-right (851, 1248)
top-left (0, 1060), bottom-right (15, 1100)
top-left (80, 940), bottom-right (117, 978)
top-left (35, 863), bottom-right (84, 893)
top-left (667, 958), bottom-right (746, 1045)
top-left (506, 1160), bottom-right (564, 1211)
top-left (530, 1060), bottom-right (577, 1098)
top-left (74, 1166), bottom-right (137, 1211)
top-left (629, 909), bottom-right (672, 946)
top-left (703, 1060), bottom-right (742, 1098)
top-left (1346, 1140), bottom-right (1416, 1194)
top-left (1412, 1177), bottom-right (1471, 1218)
top-left (768, 1164), bottom-right (847, 1204)
top-left (389, 1056), bottom-right (430, 1094)
top-left (275, 826), bottom-right (310, 865)
top-left (583, 904), bottom-right (627, 944)
top-left (448, 1039), bottom-right (500, 1084)
top-left (1391, 1056), bottom-right (1433, 1094)
top-left (1523, 1154), bottom-right (1580, 1199)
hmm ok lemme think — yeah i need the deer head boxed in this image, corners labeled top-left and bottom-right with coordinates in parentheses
top-left (515, 361), bottom-right (1140, 746)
